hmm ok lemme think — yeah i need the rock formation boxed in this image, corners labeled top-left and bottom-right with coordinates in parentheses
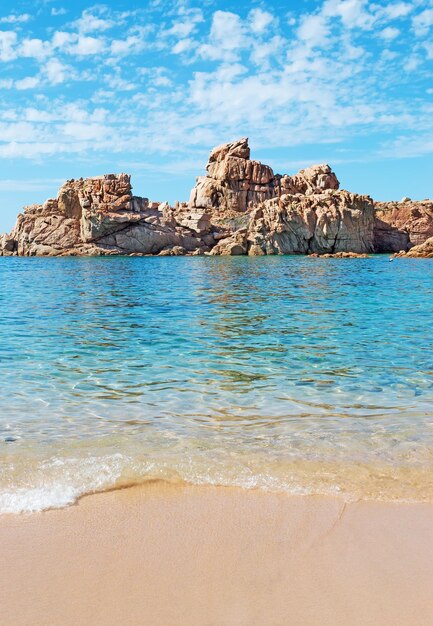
top-left (188, 138), bottom-right (340, 216)
top-left (189, 138), bottom-right (276, 214)
top-left (374, 201), bottom-right (433, 252)
top-left (2, 174), bottom-right (207, 257)
top-left (241, 190), bottom-right (374, 255)
top-left (397, 236), bottom-right (433, 258)
top-left (1, 138), bottom-right (433, 257)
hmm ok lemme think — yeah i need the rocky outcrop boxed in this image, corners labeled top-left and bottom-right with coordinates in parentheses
top-left (397, 237), bottom-right (433, 258)
top-left (279, 164), bottom-right (339, 196)
top-left (374, 201), bottom-right (433, 252)
top-left (188, 138), bottom-right (340, 217)
top-left (188, 138), bottom-right (277, 214)
top-left (2, 174), bottom-right (207, 257)
top-left (310, 251), bottom-right (370, 258)
top-left (209, 229), bottom-right (248, 256)
top-left (245, 190), bottom-right (374, 255)
top-left (1, 138), bottom-right (432, 257)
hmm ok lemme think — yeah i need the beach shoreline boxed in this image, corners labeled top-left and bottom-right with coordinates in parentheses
top-left (1, 482), bottom-right (433, 626)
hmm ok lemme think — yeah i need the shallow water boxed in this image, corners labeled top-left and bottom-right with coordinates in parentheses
top-left (1, 255), bottom-right (432, 512)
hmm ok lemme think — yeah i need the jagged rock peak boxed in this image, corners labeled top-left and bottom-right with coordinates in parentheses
top-left (208, 137), bottom-right (251, 163)
top-left (284, 164), bottom-right (340, 195)
top-left (189, 138), bottom-right (341, 215)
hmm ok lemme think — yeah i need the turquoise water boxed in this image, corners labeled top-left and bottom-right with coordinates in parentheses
top-left (1, 255), bottom-right (433, 512)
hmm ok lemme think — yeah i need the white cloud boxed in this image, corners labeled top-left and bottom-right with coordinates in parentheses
top-left (412, 9), bottom-right (433, 37)
top-left (138, 67), bottom-right (172, 88)
top-left (73, 9), bottom-right (115, 34)
top-left (380, 26), bottom-right (400, 40)
top-left (23, 108), bottom-right (57, 122)
top-left (110, 28), bottom-right (148, 56)
top-left (249, 9), bottom-right (275, 34)
top-left (0, 121), bottom-right (42, 143)
top-left (168, 7), bottom-right (203, 38)
top-left (381, 49), bottom-right (398, 61)
top-left (153, 74), bottom-right (172, 87)
top-left (199, 11), bottom-right (247, 61)
top-left (0, 14), bottom-right (31, 25)
top-left (51, 31), bottom-right (104, 57)
top-left (166, 19), bottom-right (201, 38)
top-left (172, 38), bottom-right (195, 54)
top-left (52, 31), bottom-right (76, 50)
top-left (19, 38), bottom-right (51, 60)
top-left (0, 31), bottom-right (17, 62)
top-left (404, 55), bottom-right (421, 71)
top-left (72, 35), bottom-right (105, 56)
top-left (297, 14), bottom-right (330, 47)
top-left (0, 0), bottom-right (432, 171)
top-left (0, 78), bottom-right (13, 88)
top-left (377, 3), bottom-right (413, 20)
top-left (105, 75), bottom-right (136, 91)
top-left (15, 76), bottom-right (40, 90)
top-left (62, 122), bottom-right (108, 140)
top-left (423, 42), bottom-right (433, 59)
top-left (250, 36), bottom-right (285, 67)
top-left (51, 8), bottom-right (67, 17)
top-left (43, 58), bottom-right (69, 85)
top-left (323, 0), bottom-right (375, 30)
top-left (0, 141), bottom-right (64, 159)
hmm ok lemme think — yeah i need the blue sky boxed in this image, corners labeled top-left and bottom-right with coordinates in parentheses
top-left (1, 0), bottom-right (433, 232)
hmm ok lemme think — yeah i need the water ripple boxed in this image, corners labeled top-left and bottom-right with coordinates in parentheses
top-left (0, 255), bottom-right (433, 511)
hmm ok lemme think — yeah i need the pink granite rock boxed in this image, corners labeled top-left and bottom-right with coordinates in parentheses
top-left (1, 138), bottom-right (433, 258)
top-left (397, 236), bottom-right (433, 258)
top-left (374, 201), bottom-right (433, 251)
top-left (246, 191), bottom-right (375, 255)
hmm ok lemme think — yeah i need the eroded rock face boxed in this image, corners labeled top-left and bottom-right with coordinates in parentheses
top-left (374, 201), bottom-right (433, 251)
top-left (1, 138), bottom-right (432, 257)
top-left (246, 191), bottom-right (375, 256)
top-left (8, 206), bottom-right (82, 256)
top-left (2, 173), bottom-right (205, 256)
top-left (397, 236), bottom-right (433, 258)
top-left (209, 229), bottom-right (248, 256)
top-left (188, 138), bottom-right (341, 217)
top-left (189, 138), bottom-right (278, 214)
top-left (279, 164), bottom-right (339, 196)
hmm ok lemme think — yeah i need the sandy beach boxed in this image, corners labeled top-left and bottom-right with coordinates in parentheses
top-left (1, 483), bottom-right (433, 626)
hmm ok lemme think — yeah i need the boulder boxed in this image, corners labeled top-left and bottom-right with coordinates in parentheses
top-left (279, 164), bottom-right (339, 196)
top-left (158, 246), bottom-right (187, 256)
top-left (97, 223), bottom-right (186, 255)
top-left (0, 233), bottom-right (16, 254)
top-left (209, 229), bottom-right (248, 256)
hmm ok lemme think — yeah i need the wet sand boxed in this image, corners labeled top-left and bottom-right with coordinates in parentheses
top-left (1, 482), bottom-right (433, 626)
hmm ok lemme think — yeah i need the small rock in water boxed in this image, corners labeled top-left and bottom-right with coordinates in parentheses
top-left (4, 436), bottom-right (17, 443)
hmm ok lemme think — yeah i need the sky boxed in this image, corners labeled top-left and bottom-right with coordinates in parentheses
top-left (1, 0), bottom-right (433, 232)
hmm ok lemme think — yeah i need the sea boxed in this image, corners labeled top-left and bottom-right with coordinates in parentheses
top-left (1, 255), bottom-right (432, 513)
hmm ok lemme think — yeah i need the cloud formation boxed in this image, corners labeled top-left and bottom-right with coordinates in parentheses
top-left (0, 0), bottom-right (432, 165)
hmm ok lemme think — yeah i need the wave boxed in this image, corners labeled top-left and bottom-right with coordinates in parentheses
top-left (2, 447), bottom-right (433, 514)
